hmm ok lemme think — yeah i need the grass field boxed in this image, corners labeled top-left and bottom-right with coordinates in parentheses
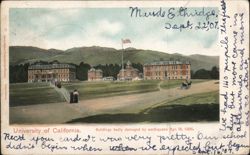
top-left (63, 80), bottom-right (161, 100)
top-left (10, 80), bottom-right (219, 123)
top-left (67, 91), bottom-right (219, 123)
top-left (164, 90), bottom-right (219, 105)
top-left (68, 104), bottom-right (219, 123)
top-left (62, 79), bottom-right (207, 100)
top-left (10, 83), bottom-right (65, 107)
top-left (10, 79), bottom-right (211, 106)
top-left (145, 90), bottom-right (219, 110)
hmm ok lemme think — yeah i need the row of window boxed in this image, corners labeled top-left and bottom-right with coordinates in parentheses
top-left (28, 69), bottom-right (70, 74)
top-left (57, 74), bottom-right (69, 78)
top-left (88, 73), bottom-right (103, 76)
top-left (145, 71), bottom-right (189, 76)
top-left (144, 65), bottom-right (189, 70)
top-left (146, 76), bottom-right (189, 80)
top-left (54, 69), bottom-right (70, 73)
top-left (28, 73), bottom-right (73, 79)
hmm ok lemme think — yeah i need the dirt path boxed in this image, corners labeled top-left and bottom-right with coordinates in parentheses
top-left (10, 80), bottom-right (219, 124)
top-left (157, 80), bottom-right (164, 91)
top-left (73, 80), bottom-right (219, 115)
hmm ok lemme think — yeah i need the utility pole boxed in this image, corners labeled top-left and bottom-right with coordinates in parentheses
top-left (121, 38), bottom-right (131, 81)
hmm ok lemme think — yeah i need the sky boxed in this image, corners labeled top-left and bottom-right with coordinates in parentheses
top-left (10, 7), bottom-right (219, 56)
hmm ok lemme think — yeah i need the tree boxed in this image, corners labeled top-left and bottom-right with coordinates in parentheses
top-left (190, 70), bottom-right (194, 79)
top-left (76, 62), bottom-right (91, 81)
top-left (9, 63), bottom-right (29, 83)
top-left (95, 64), bottom-right (121, 79)
top-left (193, 69), bottom-right (211, 79)
top-left (132, 63), bottom-right (143, 73)
top-left (210, 66), bottom-right (219, 79)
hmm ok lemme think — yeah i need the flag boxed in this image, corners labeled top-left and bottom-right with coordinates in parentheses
top-left (122, 39), bottom-right (131, 44)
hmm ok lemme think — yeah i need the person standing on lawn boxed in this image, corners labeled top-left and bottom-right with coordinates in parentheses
top-left (70, 91), bottom-right (74, 103)
top-left (73, 89), bottom-right (79, 103)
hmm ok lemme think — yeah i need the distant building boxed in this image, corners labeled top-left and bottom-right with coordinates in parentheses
top-left (28, 63), bottom-right (76, 83)
top-left (88, 68), bottom-right (103, 81)
top-left (117, 61), bottom-right (140, 80)
top-left (103, 76), bottom-right (114, 81)
top-left (143, 61), bottom-right (191, 80)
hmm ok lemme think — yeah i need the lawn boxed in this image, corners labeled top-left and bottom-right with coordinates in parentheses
top-left (141, 90), bottom-right (219, 122)
top-left (10, 83), bottom-right (65, 107)
top-left (164, 90), bottom-right (219, 105)
top-left (67, 91), bottom-right (219, 123)
top-left (9, 79), bottom-right (211, 106)
top-left (63, 80), bottom-right (160, 100)
top-left (63, 79), bottom-right (209, 100)
top-left (160, 79), bottom-right (208, 89)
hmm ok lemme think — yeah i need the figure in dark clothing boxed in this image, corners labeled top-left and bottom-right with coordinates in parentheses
top-left (73, 89), bottom-right (79, 103)
top-left (70, 92), bottom-right (74, 103)
top-left (57, 82), bottom-right (61, 88)
top-left (181, 80), bottom-right (192, 89)
top-left (181, 82), bottom-right (188, 89)
top-left (187, 81), bottom-right (192, 87)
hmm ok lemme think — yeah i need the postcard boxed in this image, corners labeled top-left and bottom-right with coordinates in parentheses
top-left (1, 0), bottom-right (249, 154)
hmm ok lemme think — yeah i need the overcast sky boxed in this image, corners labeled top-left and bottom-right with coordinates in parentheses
top-left (10, 7), bottom-right (219, 56)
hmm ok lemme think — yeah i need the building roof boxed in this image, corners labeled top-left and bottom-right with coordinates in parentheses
top-left (89, 68), bottom-right (96, 72)
top-left (28, 63), bottom-right (76, 70)
top-left (127, 60), bottom-right (131, 66)
top-left (144, 60), bottom-right (190, 66)
top-left (118, 67), bottom-right (139, 74)
top-left (88, 68), bottom-right (103, 73)
top-left (96, 69), bottom-right (103, 72)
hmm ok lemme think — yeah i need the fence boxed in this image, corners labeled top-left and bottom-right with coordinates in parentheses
top-left (50, 82), bottom-right (70, 103)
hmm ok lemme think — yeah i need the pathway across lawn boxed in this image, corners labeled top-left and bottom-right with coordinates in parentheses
top-left (10, 80), bottom-right (219, 124)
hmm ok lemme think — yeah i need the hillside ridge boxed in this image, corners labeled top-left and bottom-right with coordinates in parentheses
top-left (9, 46), bottom-right (219, 72)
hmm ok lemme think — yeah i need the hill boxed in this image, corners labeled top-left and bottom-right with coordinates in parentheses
top-left (9, 46), bottom-right (219, 72)
top-left (9, 46), bottom-right (64, 65)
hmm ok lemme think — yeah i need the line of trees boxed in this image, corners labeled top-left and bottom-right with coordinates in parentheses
top-left (9, 61), bottom-right (219, 83)
top-left (191, 66), bottom-right (219, 79)
top-left (9, 63), bottom-right (29, 83)
top-left (9, 61), bottom-right (144, 83)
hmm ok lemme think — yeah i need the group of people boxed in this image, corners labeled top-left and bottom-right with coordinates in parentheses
top-left (181, 79), bottom-right (192, 89)
top-left (70, 89), bottom-right (79, 103)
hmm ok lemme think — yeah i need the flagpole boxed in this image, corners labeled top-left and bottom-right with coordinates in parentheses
top-left (121, 39), bottom-right (124, 81)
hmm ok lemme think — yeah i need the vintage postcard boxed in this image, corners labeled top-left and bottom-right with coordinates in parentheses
top-left (1, 0), bottom-right (249, 154)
